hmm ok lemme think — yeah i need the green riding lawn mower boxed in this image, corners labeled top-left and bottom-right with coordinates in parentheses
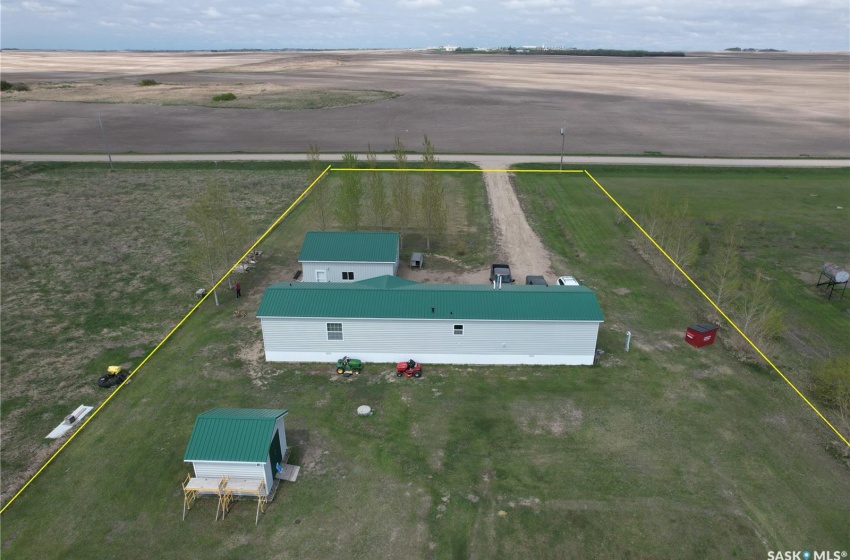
top-left (336, 356), bottom-right (362, 377)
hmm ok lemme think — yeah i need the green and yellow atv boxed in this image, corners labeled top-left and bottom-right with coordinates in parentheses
top-left (336, 356), bottom-right (362, 377)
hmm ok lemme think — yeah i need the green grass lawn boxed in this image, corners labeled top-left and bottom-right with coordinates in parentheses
top-left (0, 161), bottom-right (490, 505)
top-left (1, 164), bottom-right (848, 559)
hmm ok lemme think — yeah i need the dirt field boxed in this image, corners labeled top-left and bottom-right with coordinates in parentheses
top-left (1, 50), bottom-right (848, 156)
top-left (0, 80), bottom-right (397, 110)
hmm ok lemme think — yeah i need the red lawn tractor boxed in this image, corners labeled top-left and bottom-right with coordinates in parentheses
top-left (396, 359), bottom-right (423, 378)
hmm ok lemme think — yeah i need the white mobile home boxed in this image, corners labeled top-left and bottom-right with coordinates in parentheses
top-left (257, 276), bottom-right (604, 366)
top-left (299, 231), bottom-right (400, 283)
top-left (183, 408), bottom-right (288, 496)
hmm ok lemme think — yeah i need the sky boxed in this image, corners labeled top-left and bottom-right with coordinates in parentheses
top-left (1, 0), bottom-right (848, 52)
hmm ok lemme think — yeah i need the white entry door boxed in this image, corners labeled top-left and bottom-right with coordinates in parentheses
top-left (316, 270), bottom-right (328, 282)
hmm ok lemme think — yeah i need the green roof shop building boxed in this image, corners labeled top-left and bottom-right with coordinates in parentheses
top-left (257, 276), bottom-right (604, 366)
top-left (183, 408), bottom-right (288, 495)
top-left (299, 231), bottom-right (400, 283)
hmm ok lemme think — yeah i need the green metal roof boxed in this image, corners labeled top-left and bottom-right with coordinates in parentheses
top-left (354, 275), bottom-right (419, 289)
top-left (298, 231), bottom-right (399, 263)
top-left (184, 408), bottom-right (288, 463)
top-left (257, 277), bottom-right (603, 322)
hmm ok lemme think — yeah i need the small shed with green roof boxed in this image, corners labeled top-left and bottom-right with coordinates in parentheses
top-left (184, 408), bottom-right (288, 496)
top-left (257, 276), bottom-right (604, 365)
top-left (299, 231), bottom-right (399, 283)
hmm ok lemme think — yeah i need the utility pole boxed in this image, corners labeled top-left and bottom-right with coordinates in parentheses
top-left (559, 121), bottom-right (566, 171)
top-left (98, 115), bottom-right (114, 171)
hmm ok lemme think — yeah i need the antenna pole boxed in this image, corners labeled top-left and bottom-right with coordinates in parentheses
top-left (98, 115), bottom-right (114, 171)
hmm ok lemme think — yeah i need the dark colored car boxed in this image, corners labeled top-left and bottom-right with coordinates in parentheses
top-left (490, 263), bottom-right (514, 284)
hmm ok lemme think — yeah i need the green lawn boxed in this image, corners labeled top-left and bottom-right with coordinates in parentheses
top-left (0, 161), bottom-right (491, 505)
top-left (1, 164), bottom-right (848, 559)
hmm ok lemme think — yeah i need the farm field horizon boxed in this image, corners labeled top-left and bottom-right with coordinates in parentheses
top-left (1, 161), bottom-right (848, 558)
top-left (1, 49), bottom-right (848, 157)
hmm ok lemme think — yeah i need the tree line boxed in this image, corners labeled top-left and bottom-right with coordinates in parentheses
top-left (308, 135), bottom-right (447, 251)
top-left (449, 48), bottom-right (685, 57)
top-left (632, 192), bottom-right (784, 362)
top-left (634, 195), bottom-right (850, 443)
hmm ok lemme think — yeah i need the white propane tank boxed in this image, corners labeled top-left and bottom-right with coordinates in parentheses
top-left (823, 263), bottom-right (850, 283)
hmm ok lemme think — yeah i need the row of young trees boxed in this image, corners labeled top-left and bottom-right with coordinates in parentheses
top-left (308, 135), bottom-right (447, 250)
top-left (634, 193), bottom-right (784, 362)
top-left (705, 223), bottom-right (784, 361)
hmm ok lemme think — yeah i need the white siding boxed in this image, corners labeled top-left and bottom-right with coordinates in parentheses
top-left (261, 317), bottom-right (600, 365)
top-left (191, 461), bottom-right (271, 495)
top-left (302, 261), bottom-right (396, 283)
top-left (274, 417), bottom-right (288, 455)
top-left (262, 462), bottom-right (273, 492)
top-left (189, 416), bottom-right (287, 494)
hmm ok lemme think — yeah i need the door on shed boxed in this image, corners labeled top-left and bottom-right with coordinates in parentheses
top-left (269, 430), bottom-right (283, 470)
top-left (316, 270), bottom-right (327, 282)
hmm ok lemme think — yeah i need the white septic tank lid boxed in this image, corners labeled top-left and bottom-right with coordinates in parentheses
top-left (357, 405), bottom-right (372, 416)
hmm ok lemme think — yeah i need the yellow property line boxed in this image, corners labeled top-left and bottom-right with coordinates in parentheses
top-left (331, 168), bottom-right (585, 173)
top-left (583, 170), bottom-right (850, 449)
top-left (3, 164), bottom-right (845, 514)
top-left (0, 165), bottom-right (332, 515)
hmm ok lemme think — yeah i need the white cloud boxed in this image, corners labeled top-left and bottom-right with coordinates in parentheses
top-left (397, 0), bottom-right (442, 9)
top-left (19, 0), bottom-right (79, 18)
top-left (22, 1), bottom-right (58, 13)
top-left (503, 0), bottom-right (571, 9)
top-left (2, 0), bottom-right (848, 51)
top-left (125, 0), bottom-right (166, 6)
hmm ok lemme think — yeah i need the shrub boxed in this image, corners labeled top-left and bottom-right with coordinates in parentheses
top-left (813, 356), bottom-right (850, 451)
top-left (1, 81), bottom-right (30, 92)
top-left (813, 356), bottom-right (850, 410)
top-left (138, 79), bottom-right (159, 87)
top-left (212, 93), bottom-right (236, 102)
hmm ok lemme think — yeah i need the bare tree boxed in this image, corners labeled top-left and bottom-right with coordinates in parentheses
top-left (636, 190), bottom-right (699, 286)
top-left (707, 222), bottom-right (743, 323)
top-left (186, 182), bottom-right (248, 305)
top-left (307, 143), bottom-right (330, 230)
top-left (642, 189), bottom-right (667, 244)
top-left (662, 200), bottom-right (700, 285)
top-left (419, 135), bottom-right (446, 250)
top-left (730, 271), bottom-right (785, 361)
top-left (366, 145), bottom-right (390, 229)
top-left (334, 152), bottom-right (363, 230)
top-left (391, 137), bottom-right (413, 243)
top-left (217, 190), bottom-right (251, 289)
